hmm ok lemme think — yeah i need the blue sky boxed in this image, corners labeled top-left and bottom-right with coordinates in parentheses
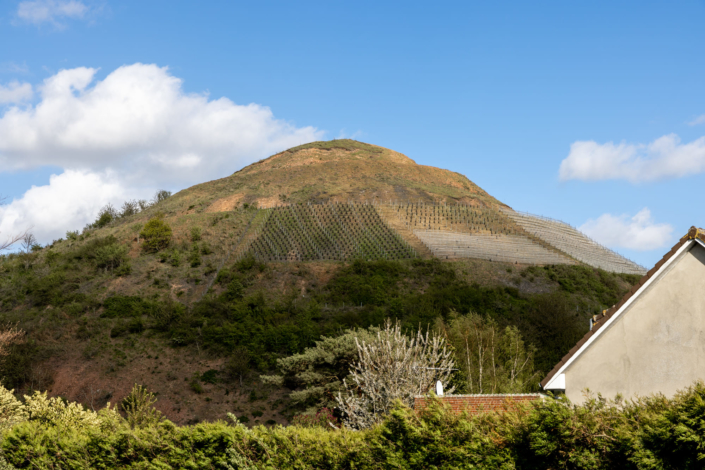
top-left (1, 0), bottom-right (704, 267)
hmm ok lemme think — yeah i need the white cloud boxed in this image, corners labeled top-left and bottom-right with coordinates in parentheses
top-left (0, 63), bottom-right (323, 188)
top-left (559, 134), bottom-right (705, 183)
top-left (0, 170), bottom-right (131, 244)
top-left (0, 81), bottom-right (33, 104)
top-left (688, 114), bottom-right (705, 126)
top-left (16, 0), bottom-right (88, 27)
top-left (579, 208), bottom-right (673, 251)
top-left (0, 63), bottom-right (323, 244)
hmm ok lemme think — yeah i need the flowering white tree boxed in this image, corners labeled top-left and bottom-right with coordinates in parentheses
top-left (336, 320), bottom-right (455, 429)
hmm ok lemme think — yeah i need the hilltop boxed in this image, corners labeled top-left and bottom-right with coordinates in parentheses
top-left (161, 140), bottom-right (505, 213)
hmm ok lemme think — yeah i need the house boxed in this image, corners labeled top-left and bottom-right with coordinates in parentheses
top-left (541, 227), bottom-right (705, 404)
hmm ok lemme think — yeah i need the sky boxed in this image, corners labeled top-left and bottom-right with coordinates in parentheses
top-left (1, 0), bottom-right (704, 268)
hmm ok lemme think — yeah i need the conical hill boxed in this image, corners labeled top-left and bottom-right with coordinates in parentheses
top-left (169, 140), bottom-right (506, 213)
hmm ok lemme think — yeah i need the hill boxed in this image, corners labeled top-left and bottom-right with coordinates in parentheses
top-left (162, 140), bottom-right (506, 212)
top-left (0, 139), bottom-right (645, 425)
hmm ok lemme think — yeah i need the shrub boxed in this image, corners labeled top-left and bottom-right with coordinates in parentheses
top-left (188, 247), bottom-right (202, 267)
top-left (23, 391), bottom-right (104, 428)
top-left (94, 244), bottom-right (129, 271)
top-left (120, 384), bottom-right (163, 428)
top-left (94, 204), bottom-right (117, 228)
top-left (102, 296), bottom-right (152, 318)
top-left (0, 386), bottom-right (27, 432)
top-left (291, 408), bottom-right (339, 429)
top-left (190, 227), bottom-right (202, 242)
top-left (201, 369), bottom-right (219, 384)
top-left (153, 190), bottom-right (172, 204)
top-left (190, 375), bottom-right (204, 394)
top-left (65, 231), bottom-right (79, 241)
top-left (114, 262), bottom-right (133, 277)
top-left (140, 217), bottom-right (173, 253)
top-left (120, 200), bottom-right (139, 218)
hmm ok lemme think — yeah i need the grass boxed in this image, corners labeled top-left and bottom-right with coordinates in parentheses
top-left (285, 139), bottom-right (384, 154)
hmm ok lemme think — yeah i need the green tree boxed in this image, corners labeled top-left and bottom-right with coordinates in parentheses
top-left (261, 326), bottom-right (379, 413)
top-left (94, 244), bottom-right (129, 271)
top-left (140, 217), bottom-right (173, 253)
top-left (435, 311), bottom-right (540, 394)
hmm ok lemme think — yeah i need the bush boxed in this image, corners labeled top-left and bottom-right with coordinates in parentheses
top-left (291, 408), bottom-right (339, 429)
top-left (94, 244), bottom-right (128, 271)
top-left (140, 217), bottom-right (173, 253)
top-left (120, 384), bottom-right (163, 428)
top-left (153, 190), bottom-right (172, 204)
top-left (188, 247), bottom-right (202, 267)
top-left (0, 386), bottom-right (27, 432)
top-left (102, 296), bottom-right (152, 318)
top-left (190, 227), bottom-right (202, 242)
top-left (93, 204), bottom-right (117, 228)
top-left (2, 382), bottom-right (705, 468)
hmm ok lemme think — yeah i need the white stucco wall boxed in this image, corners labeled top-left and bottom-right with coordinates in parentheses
top-left (564, 242), bottom-right (705, 404)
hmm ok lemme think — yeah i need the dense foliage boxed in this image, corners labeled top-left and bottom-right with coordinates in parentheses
top-left (0, 239), bottom-right (639, 396)
top-left (139, 217), bottom-right (173, 253)
top-left (0, 382), bottom-right (704, 469)
top-left (436, 312), bottom-right (540, 394)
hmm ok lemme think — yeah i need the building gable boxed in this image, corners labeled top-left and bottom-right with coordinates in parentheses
top-left (542, 227), bottom-right (705, 402)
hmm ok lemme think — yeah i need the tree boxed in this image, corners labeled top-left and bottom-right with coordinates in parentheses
top-left (120, 384), bottom-right (163, 428)
top-left (20, 233), bottom-right (37, 253)
top-left (261, 326), bottom-right (380, 414)
top-left (139, 217), bottom-right (173, 253)
top-left (120, 200), bottom-right (139, 218)
top-left (153, 190), bottom-right (172, 205)
top-left (226, 347), bottom-right (251, 387)
top-left (0, 195), bottom-right (27, 252)
top-left (94, 203), bottom-right (118, 229)
top-left (336, 320), bottom-right (455, 429)
top-left (0, 325), bottom-right (24, 357)
top-left (434, 311), bottom-right (540, 394)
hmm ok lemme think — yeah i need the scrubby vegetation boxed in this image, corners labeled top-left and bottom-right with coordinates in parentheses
top-left (0, 381), bottom-right (704, 468)
top-left (0, 231), bottom-right (639, 415)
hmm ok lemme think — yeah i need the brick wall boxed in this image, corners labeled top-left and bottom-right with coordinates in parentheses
top-left (414, 394), bottom-right (544, 415)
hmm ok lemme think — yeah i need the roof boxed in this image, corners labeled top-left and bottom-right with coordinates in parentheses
top-left (414, 393), bottom-right (544, 398)
top-left (540, 226), bottom-right (705, 389)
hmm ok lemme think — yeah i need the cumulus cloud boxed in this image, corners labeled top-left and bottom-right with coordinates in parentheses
top-left (0, 63), bottom-right (322, 187)
top-left (16, 0), bottom-right (89, 27)
top-left (0, 63), bottom-right (322, 244)
top-left (0, 81), bottom-right (33, 104)
top-left (559, 134), bottom-right (705, 183)
top-left (579, 208), bottom-right (673, 251)
top-left (0, 170), bottom-right (132, 243)
top-left (689, 114), bottom-right (705, 126)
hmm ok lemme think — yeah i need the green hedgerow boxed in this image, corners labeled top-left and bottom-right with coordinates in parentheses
top-left (139, 217), bottom-right (173, 253)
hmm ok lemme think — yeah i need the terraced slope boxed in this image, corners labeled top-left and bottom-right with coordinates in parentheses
top-left (503, 210), bottom-right (646, 275)
top-left (390, 202), bottom-right (521, 235)
top-left (413, 231), bottom-right (574, 265)
top-left (233, 202), bottom-right (646, 273)
top-left (243, 204), bottom-right (416, 262)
